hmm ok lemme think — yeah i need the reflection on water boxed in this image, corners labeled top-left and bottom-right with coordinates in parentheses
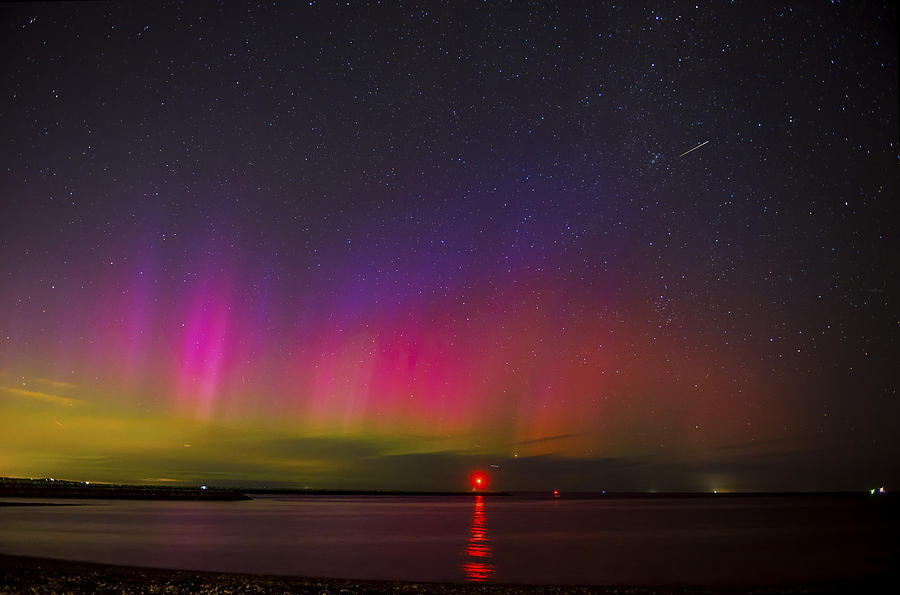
top-left (1, 495), bottom-right (892, 585)
top-left (462, 495), bottom-right (493, 581)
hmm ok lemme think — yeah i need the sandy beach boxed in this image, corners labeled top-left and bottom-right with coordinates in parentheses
top-left (0, 553), bottom-right (882, 594)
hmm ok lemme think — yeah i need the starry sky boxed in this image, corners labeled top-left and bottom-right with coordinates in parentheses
top-left (1, 2), bottom-right (897, 492)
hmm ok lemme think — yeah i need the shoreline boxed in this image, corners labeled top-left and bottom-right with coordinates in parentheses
top-left (0, 477), bottom-right (520, 500)
top-left (0, 553), bottom-right (882, 594)
top-left (0, 477), bottom-right (249, 501)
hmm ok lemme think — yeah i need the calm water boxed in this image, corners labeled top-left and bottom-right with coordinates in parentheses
top-left (0, 494), bottom-right (896, 585)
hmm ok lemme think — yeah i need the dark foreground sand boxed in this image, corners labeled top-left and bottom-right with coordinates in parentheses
top-left (0, 554), bottom-right (882, 595)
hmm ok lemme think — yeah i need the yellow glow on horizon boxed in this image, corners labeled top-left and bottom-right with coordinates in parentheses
top-left (0, 385), bottom-right (80, 407)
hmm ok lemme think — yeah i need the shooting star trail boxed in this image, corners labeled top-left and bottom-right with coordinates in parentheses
top-left (678, 140), bottom-right (709, 158)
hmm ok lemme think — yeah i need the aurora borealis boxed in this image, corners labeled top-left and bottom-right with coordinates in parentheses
top-left (1, 2), bottom-right (897, 491)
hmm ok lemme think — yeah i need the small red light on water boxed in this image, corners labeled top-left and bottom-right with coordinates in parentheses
top-left (553, 489), bottom-right (559, 498)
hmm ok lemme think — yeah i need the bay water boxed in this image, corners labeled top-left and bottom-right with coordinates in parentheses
top-left (0, 494), bottom-right (895, 586)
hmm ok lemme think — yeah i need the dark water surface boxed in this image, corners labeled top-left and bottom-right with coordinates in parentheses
top-left (0, 494), bottom-right (895, 586)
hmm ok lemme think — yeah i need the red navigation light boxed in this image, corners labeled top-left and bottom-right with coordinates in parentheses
top-left (553, 489), bottom-right (559, 499)
top-left (471, 472), bottom-right (488, 491)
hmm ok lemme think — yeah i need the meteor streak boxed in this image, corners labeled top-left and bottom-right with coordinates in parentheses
top-left (678, 140), bottom-right (710, 158)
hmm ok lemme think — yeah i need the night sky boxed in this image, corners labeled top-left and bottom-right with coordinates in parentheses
top-left (1, 2), bottom-right (897, 492)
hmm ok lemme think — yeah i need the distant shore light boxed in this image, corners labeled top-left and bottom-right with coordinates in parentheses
top-left (470, 472), bottom-right (488, 491)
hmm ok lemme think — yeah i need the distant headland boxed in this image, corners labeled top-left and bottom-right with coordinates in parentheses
top-left (0, 477), bottom-right (251, 501)
top-left (0, 477), bottom-right (514, 501)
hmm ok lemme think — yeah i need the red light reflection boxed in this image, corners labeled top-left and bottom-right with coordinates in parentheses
top-left (462, 495), bottom-right (494, 581)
